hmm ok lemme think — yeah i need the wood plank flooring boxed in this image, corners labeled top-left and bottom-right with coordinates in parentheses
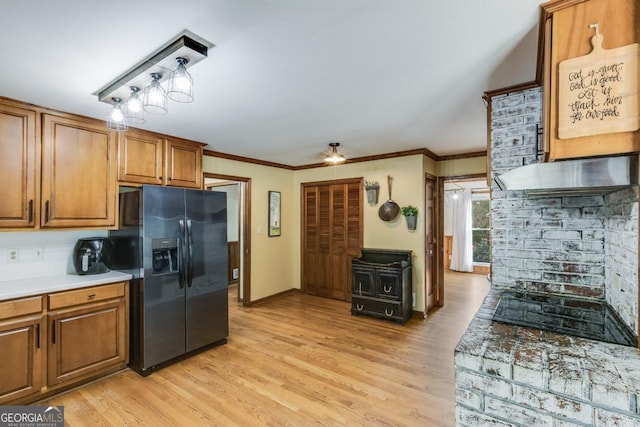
top-left (40, 271), bottom-right (490, 426)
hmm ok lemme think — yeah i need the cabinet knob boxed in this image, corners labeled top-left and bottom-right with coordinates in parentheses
top-left (87, 294), bottom-right (96, 300)
top-left (384, 308), bottom-right (394, 317)
top-left (383, 285), bottom-right (392, 293)
top-left (356, 304), bottom-right (364, 311)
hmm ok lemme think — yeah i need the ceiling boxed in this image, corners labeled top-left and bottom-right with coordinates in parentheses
top-left (0, 0), bottom-right (542, 167)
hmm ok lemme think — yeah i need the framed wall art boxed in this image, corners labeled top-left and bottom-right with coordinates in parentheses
top-left (268, 191), bottom-right (281, 237)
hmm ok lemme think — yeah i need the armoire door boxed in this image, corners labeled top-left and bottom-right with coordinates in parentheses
top-left (302, 178), bottom-right (363, 301)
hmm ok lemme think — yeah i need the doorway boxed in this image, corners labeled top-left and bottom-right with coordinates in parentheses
top-left (442, 177), bottom-right (490, 276)
top-left (425, 174), bottom-right (438, 314)
top-left (433, 174), bottom-right (488, 314)
top-left (204, 173), bottom-right (252, 306)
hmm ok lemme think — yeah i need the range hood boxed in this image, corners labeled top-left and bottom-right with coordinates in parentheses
top-left (494, 155), bottom-right (639, 197)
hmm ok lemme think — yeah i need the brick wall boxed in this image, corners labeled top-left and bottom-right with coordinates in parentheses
top-left (604, 187), bottom-right (639, 335)
top-left (454, 86), bottom-right (640, 426)
top-left (455, 293), bottom-right (640, 426)
top-left (490, 87), bottom-right (638, 334)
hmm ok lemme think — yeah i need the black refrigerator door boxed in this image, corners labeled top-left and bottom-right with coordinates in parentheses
top-left (185, 189), bottom-right (229, 352)
top-left (141, 185), bottom-right (187, 368)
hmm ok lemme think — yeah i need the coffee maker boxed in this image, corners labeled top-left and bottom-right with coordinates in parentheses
top-left (73, 237), bottom-right (112, 275)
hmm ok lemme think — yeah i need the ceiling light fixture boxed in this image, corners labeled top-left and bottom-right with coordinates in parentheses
top-left (143, 73), bottom-right (168, 115)
top-left (95, 32), bottom-right (213, 128)
top-left (124, 86), bottom-right (145, 124)
top-left (324, 142), bottom-right (346, 164)
top-left (167, 57), bottom-right (193, 103)
top-left (107, 97), bottom-right (128, 131)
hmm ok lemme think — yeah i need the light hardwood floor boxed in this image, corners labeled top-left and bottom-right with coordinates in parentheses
top-left (40, 271), bottom-right (490, 426)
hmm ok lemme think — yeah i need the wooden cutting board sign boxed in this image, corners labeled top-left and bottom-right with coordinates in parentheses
top-left (558, 23), bottom-right (639, 139)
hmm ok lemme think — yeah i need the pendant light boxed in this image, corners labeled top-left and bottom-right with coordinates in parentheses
top-left (143, 73), bottom-right (168, 115)
top-left (124, 86), bottom-right (146, 124)
top-left (167, 57), bottom-right (194, 103)
top-left (324, 142), bottom-right (346, 164)
top-left (106, 97), bottom-right (128, 131)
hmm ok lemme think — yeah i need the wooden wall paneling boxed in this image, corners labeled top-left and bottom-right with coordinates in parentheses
top-left (227, 241), bottom-right (240, 284)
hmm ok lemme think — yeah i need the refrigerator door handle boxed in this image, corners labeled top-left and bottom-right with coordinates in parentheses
top-left (179, 219), bottom-right (186, 289)
top-left (187, 219), bottom-right (194, 287)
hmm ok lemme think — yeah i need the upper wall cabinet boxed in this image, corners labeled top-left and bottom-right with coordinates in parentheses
top-left (117, 129), bottom-right (164, 186)
top-left (41, 114), bottom-right (117, 228)
top-left (165, 137), bottom-right (205, 189)
top-left (541, 0), bottom-right (640, 160)
top-left (0, 103), bottom-right (39, 228)
top-left (117, 131), bottom-right (204, 189)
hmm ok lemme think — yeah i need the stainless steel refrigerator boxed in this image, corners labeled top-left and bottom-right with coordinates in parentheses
top-left (110, 185), bottom-right (228, 376)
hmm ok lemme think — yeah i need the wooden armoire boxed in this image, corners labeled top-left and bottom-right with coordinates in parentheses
top-left (302, 178), bottom-right (363, 301)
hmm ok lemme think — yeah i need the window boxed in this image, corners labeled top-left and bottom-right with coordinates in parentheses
top-left (471, 196), bottom-right (490, 264)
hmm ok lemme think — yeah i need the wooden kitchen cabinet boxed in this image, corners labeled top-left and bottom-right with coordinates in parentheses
top-left (41, 113), bottom-right (117, 228)
top-left (0, 281), bottom-right (129, 405)
top-left (117, 130), bottom-right (204, 188)
top-left (165, 137), bottom-right (205, 188)
top-left (117, 129), bottom-right (164, 185)
top-left (47, 282), bottom-right (128, 387)
top-left (0, 296), bottom-right (44, 404)
top-left (540, 0), bottom-right (640, 160)
top-left (0, 102), bottom-right (39, 229)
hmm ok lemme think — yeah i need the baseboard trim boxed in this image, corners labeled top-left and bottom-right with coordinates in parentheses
top-left (248, 288), bottom-right (300, 306)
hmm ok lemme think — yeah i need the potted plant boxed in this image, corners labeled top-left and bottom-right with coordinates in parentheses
top-left (401, 205), bottom-right (418, 230)
top-left (364, 180), bottom-right (380, 205)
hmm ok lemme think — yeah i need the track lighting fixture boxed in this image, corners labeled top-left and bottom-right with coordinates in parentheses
top-left (95, 32), bottom-right (213, 129)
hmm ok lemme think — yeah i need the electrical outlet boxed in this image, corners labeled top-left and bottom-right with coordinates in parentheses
top-left (7, 248), bottom-right (19, 263)
top-left (33, 247), bottom-right (44, 261)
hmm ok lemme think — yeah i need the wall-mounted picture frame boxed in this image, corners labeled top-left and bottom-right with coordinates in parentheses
top-left (268, 191), bottom-right (281, 237)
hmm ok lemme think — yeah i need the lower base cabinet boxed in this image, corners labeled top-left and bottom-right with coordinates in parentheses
top-left (0, 281), bottom-right (128, 404)
top-left (0, 308), bottom-right (43, 404)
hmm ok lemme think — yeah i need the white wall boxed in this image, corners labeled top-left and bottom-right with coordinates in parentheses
top-left (209, 183), bottom-right (240, 242)
top-left (0, 230), bottom-right (108, 281)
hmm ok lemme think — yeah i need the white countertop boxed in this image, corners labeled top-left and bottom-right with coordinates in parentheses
top-left (0, 270), bottom-right (133, 301)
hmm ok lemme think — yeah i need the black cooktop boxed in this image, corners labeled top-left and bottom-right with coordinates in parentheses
top-left (492, 291), bottom-right (637, 347)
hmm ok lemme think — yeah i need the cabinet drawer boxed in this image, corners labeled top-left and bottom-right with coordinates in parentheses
top-left (351, 297), bottom-right (402, 321)
top-left (48, 282), bottom-right (125, 310)
top-left (0, 296), bottom-right (42, 320)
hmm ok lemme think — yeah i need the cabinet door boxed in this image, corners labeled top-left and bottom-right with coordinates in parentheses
top-left (47, 298), bottom-right (126, 386)
top-left (165, 138), bottom-right (203, 188)
top-left (41, 114), bottom-right (116, 228)
top-left (302, 180), bottom-right (363, 301)
top-left (352, 268), bottom-right (375, 297)
top-left (546, 0), bottom-right (640, 159)
top-left (117, 130), bottom-right (164, 185)
top-left (0, 316), bottom-right (43, 404)
top-left (0, 103), bottom-right (38, 228)
top-left (377, 270), bottom-right (402, 300)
